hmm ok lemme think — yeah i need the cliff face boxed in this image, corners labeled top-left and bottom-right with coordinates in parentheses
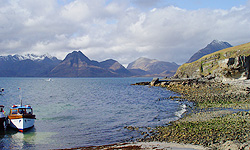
top-left (174, 42), bottom-right (250, 82)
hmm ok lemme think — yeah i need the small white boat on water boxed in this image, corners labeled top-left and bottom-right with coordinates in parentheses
top-left (46, 78), bottom-right (52, 82)
top-left (8, 104), bottom-right (36, 132)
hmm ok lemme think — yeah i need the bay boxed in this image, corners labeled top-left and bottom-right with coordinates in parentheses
top-left (0, 77), bottom-right (191, 149)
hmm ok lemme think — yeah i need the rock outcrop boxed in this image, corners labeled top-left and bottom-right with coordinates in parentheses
top-left (219, 56), bottom-right (250, 80)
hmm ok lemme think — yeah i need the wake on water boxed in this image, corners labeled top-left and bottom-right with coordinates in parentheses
top-left (175, 104), bottom-right (187, 118)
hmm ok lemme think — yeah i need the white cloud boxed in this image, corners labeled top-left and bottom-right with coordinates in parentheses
top-left (61, 0), bottom-right (90, 22)
top-left (0, 0), bottom-right (250, 65)
top-left (69, 35), bottom-right (90, 49)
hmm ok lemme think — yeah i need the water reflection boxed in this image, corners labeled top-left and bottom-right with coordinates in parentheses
top-left (0, 127), bottom-right (57, 149)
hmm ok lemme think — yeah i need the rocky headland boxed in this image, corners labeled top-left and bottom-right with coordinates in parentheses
top-left (132, 77), bottom-right (250, 149)
top-left (174, 42), bottom-right (250, 81)
top-left (130, 42), bottom-right (250, 149)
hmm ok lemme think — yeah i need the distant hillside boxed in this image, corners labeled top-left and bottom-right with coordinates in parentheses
top-left (0, 54), bottom-right (61, 77)
top-left (49, 51), bottom-right (132, 77)
top-left (0, 52), bottom-right (180, 77)
top-left (100, 59), bottom-right (132, 77)
top-left (127, 57), bottom-right (179, 77)
top-left (174, 42), bottom-right (250, 81)
top-left (187, 40), bottom-right (232, 63)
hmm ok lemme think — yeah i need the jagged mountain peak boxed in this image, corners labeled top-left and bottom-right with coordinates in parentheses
top-left (187, 40), bottom-right (233, 63)
top-left (211, 39), bottom-right (222, 44)
top-left (64, 51), bottom-right (90, 62)
top-left (209, 40), bottom-right (232, 47)
top-left (49, 51), bottom-right (132, 77)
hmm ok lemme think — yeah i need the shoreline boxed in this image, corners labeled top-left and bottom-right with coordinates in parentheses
top-left (63, 78), bottom-right (250, 150)
top-left (66, 142), bottom-right (206, 150)
top-left (132, 78), bottom-right (250, 149)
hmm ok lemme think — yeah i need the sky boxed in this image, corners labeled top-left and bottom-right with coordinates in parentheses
top-left (1, 0), bottom-right (250, 66)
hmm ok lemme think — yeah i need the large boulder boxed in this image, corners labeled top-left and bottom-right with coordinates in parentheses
top-left (218, 56), bottom-right (250, 80)
top-left (150, 78), bottom-right (160, 86)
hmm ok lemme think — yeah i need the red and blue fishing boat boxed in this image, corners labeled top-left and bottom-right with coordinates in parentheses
top-left (7, 88), bottom-right (36, 132)
top-left (8, 104), bottom-right (36, 132)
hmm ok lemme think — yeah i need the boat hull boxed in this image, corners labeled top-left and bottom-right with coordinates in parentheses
top-left (8, 118), bottom-right (35, 132)
top-left (0, 117), bottom-right (5, 130)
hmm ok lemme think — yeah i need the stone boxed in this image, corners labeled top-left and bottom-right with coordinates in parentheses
top-left (150, 78), bottom-right (160, 86)
top-left (219, 56), bottom-right (250, 80)
top-left (220, 141), bottom-right (241, 150)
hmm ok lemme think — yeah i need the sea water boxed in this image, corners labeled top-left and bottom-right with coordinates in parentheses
top-left (0, 78), bottom-right (191, 149)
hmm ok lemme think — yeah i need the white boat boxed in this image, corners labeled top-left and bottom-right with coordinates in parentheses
top-left (46, 78), bottom-right (52, 82)
top-left (0, 105), bottom-right (5, 129)
top-left (8, 105), bottom-right (36, 132)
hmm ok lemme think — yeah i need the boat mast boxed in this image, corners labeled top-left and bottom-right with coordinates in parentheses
top-left (19, 88), bottom-right (22, 106)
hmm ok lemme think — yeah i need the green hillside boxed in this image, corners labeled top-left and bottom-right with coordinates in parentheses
top-left (174, 42), bottom-right (250, 80)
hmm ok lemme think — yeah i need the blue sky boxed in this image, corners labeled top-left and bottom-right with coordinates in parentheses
top-left (129, 0), bottom-right (248, 10)
top-left (166, 0), bottom-right (247, 10)
top-left (1, 0), bottom-right (250, 65)
top-left (58, 0), bottom-right (248, 11)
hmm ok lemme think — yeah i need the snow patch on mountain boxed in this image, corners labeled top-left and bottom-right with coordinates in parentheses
top-left (0, 53), bottom-right (55, 62)
top-left (15, 54), bottom-right (54, 61)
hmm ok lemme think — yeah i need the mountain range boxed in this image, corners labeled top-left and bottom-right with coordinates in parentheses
top-left (0, 40), bottom-right (232, 77)
top-left (0, 54), bottom-right (60, 77)
top-left (49, 51), bottom-right (132, 77)
top-left (0, 51), bottom-right (177, 77)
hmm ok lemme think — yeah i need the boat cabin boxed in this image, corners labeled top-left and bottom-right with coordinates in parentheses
top-left (9, 105), bottom-right (33, 115)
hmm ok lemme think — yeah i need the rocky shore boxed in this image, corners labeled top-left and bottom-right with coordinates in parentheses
top-left (64, 77), bottom-right (249, 150)
top-left (132, 78), bottom-right (250, 149)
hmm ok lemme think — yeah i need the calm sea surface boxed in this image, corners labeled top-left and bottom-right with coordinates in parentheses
top-left (0, 77), bottom-right (191, 149)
